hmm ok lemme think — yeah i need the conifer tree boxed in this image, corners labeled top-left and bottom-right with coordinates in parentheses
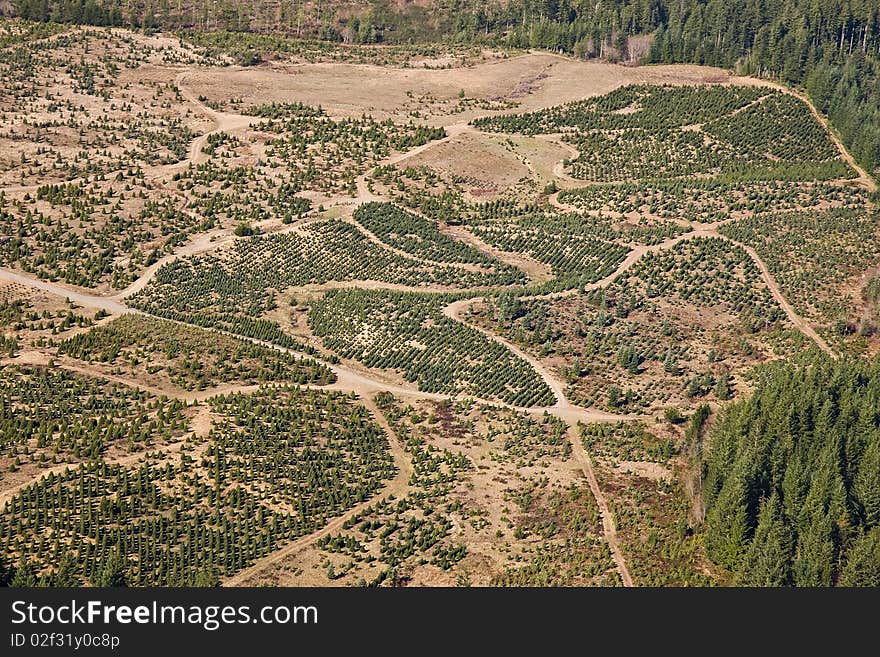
top-left (839, 529), bottom-right (880, 587)
top-left (10, 557), bottom-right (36, 588)
top-left (91, 549), bottom-right (128, 588)
top-left (54, 551), bottom-right (80, 587)
top-left (738, 494), bottom-right (793, 586)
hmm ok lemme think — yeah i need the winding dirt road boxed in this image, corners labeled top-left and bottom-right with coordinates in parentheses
top-left (725, 238), bottom-right (837, 358)
top-left (112, 228), bottom-right (236, 299)
top-left (223, 394), bottom-right (413, 586)
top-left (0, 268), bottom-right (131, 314)
top-left (542, 82), bottom-right (876, 194)
top-left (566, 424), bottom-right (634, 586)
top-left (443, 297), bottom-right (568, 407)
top-left (766, 82), bottom-right (877, 194)
top-left (172, 71), bottom-right (259, 169)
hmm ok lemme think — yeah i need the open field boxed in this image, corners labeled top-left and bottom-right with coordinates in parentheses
top-left (0, 20), bottom-right (877, 587)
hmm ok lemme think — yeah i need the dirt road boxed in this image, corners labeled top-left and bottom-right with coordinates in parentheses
top-left (566, 424), bottom-right (634, 587)
top-left (439, 224), bottom-right (554, 283)
top-left (0, 62), bottom-right (860, 590)
top-left (0, 267), bottom-right (131, 314)
top-left (223, 394), bottom-right (413, 586)
top-left (723, 238), bottom-right (837, 358)
top-left (443, 297), bottom-right (568, 407)
top-left (172, 71), bottom-right (259, 168)
top-left (768, 83), bottom-right (877, 193)
top-left (112, 227), bottom-right (236, 299)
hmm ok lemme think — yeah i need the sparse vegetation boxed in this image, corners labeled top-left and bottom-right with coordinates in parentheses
top-left (0, 17), bottom-right (875, 590)
top-left (0, 386), bottom-right (395, 585)
top-left (309, 289), bottom-right (554, 407)
top-left (475, 85), bottom-right (852, 182)
top-left (57, 314), bottom-right (335, 390)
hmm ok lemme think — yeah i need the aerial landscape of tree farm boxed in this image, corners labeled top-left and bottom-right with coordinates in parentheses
top-left (0, 0), bottom-right (878, 589)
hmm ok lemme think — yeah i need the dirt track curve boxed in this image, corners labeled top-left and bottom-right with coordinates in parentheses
top-left (224, 395), bottom-right (413, 586)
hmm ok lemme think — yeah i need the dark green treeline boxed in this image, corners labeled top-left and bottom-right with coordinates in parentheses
top-left (703, 357), bottom-right (880, 586)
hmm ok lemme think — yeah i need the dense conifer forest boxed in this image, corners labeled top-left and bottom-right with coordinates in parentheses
top-left (703, 357), bottom-right (880, 586)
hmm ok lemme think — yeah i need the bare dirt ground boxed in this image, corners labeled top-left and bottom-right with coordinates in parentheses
top-left (617, 461), bottom-right (672, 482)
top-left (511, 134), bottom-right (578, 186)
top-left (237, 395), bottom-right (623, 587)
top-left (403, 130), bottom-right (531, 195)
top-left (183, 54), bottom-right (741, 127)
top-left (0, 268), bottom-right (130, 314)
top-left (566, 424), bottom-right (634, 586)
